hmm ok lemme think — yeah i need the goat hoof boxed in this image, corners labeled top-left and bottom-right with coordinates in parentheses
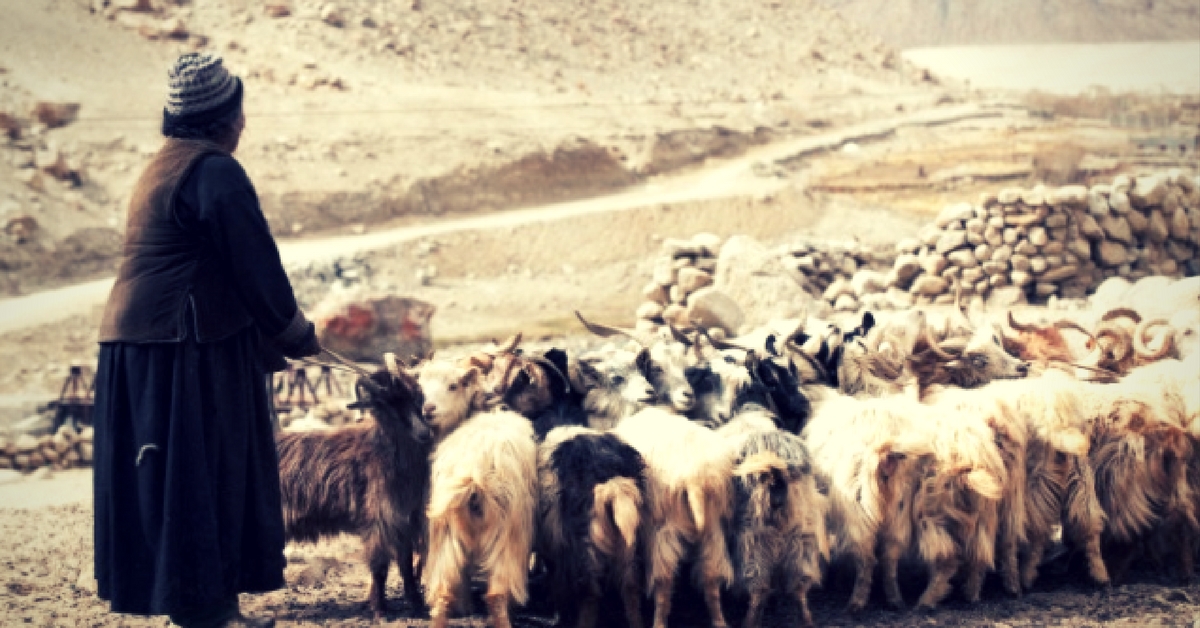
top-left (913, 603), bottom-right (937, 615)
top-left (845, 602), bottom-right (866, 616)
top-left (887, 600), bottom-right (907, 612)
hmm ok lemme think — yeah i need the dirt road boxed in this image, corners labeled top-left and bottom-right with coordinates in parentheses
top-left (0, 104), bottom-right (993, 337)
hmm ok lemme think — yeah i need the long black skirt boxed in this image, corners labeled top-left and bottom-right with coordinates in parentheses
top-left (93, 325), bottom-right (286, 616)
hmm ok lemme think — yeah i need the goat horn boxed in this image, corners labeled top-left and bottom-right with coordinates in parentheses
top-left (1100, 308), bottom-right (1142, 325)
top-left (1133, 318), bottom-right (1174, 361)
top-left (496, 332), bottom-right (523, 354)
top-left (1053, 320), bottom-right (1097, 343)
top-left (319, 348), bottom-right (374, 378)
top-left (667, 323), bottom-right (694, 346)
top-left (1007, 311), bottom-right (1040, 333)
top-left (1096, 325), bottom-right (1132, 363)
top-left (923, 324), bottom-right (957, 360)
top-left (574, 310), bottom-right (649, 346)
top-left (384, 352), bottom-right (403, 378)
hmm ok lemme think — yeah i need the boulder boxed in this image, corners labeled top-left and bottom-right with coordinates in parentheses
top-left (1003, 228), bottom-right (1020, 245)
top-left (886, 287), bottom-right (915, 309)
top-left (1010, 270), bottom-right (1033, 286)
top-left (984, 225), bottom-right (1004, 246)
top-left (893, 254), bottom-right (921, 283)
top-left (1042, 241), bottom-right (1065, 255)
top-left (1068, 238), bottom-right (1092, 261)
top-left (0, 111), bottom-right (20, 139)
top-left (1095, 241), bottom-right (1127, 267)
top-left (691, 233), bottom-right (723, 256)
top-left (920, 253), bottom-right (948, 276)
top-left (1014, 241), bottom-right (1038, 256)
top-left (1166, 240), bottom-right (1194, 262)
top-left (850, 270), bottom-right (887, 297)
top-left (982, 260), bottom-right (1008, 276)
top-left (990, 273), bottom-right (1009, 288)
top-left (313, 294), bottom-right (435, 362)
top-left (965, 218), bottom-right (985, 234)
top-left (987, 286), bottom-right (1027, 308)
top-left (1022, 185), bottom-right (1046, 206)
top-left (669, 285), bottom-right (685, 304)
top-left (1169, 209), bottom-right (1191, 240)
top-left (895, 238), bottom-right (922, 255)
top-left (1028, 227), bottom-right (1049, 246)
top-left (961, 267), bottom-right (984, 285)
top-left (935, 203), bottom-right (975, 228)
top-left (31, 102), bottom-right (80, 128)
top-left (1078, 213), bottom-right (1104, 240)
top-left (713, 236), bottom-right (810, 327)
top-left (910, 275), bottom-right (948, 296)
top-left (966, 231), bottom-right (985, 246)
top-left (1146, 210), bottom-right (1169, 243)
top-left (1040, 265), bottom-right (1078, 283)
top-left (1125, 209), bottom-right (1148, 236)
top-left (947, 250), bottom-right (977, 268)
top-left (686, 287), bottom-right (745, 336)
top-left (834, 294), bottom-right (860, 312)
top-left (1129, 175), bottom-right (1167, 207)
top-left (1049, 185), bottom-right (1088, 206)
top-left (997, 187), bottom-right (1023, 205)
top-left (652, 257), bottom-right (676, 286)
top-left (1100, 215), bottom-right (1133, 244)
top-left (919, 224), bottom-right (942, 247)
top-left (992, 244), bottom-right (1013, 263)
top-left (662, 304), bottom-right (688, 327)
top-left (974, 244), bottom-right (992, 262)
top-left (1034, 283), bottom-right (1059, 297)
top-left (320, 3), bottom-right (345, 26)
top-left (1087, 190), bottom-right (1110, 216)
top-left (1029, 256), bottom-right (1048, 274)
top-left (636, 301), bottom-right (665, 321)
top-left (642, 282), bottom-right (668, 305)
top-left (935, 229), bottom-right (968, 254)
top-left (1108, 190), bottom-right (1132, 214)
top-left (823, 277), bottom-right (854, 302)
top-left (987, 216), bottom-right (1006, 229)
top-left (1010, 255), bottom-right (1032, 272)
top-left (676, 267), bottom-right (713, 295)
top-left (1045, 213), bottom-right (1069, 229)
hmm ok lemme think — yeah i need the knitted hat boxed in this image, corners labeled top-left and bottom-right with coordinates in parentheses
top-left (165, 53), bottom-right (241, 118)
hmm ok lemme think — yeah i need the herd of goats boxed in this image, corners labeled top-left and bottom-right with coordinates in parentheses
top-left (276, 278), bottom-right (1200, 628)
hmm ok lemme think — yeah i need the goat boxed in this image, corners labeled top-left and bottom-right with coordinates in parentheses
top-left (613, 407), bottom-right (735, 628)
top-left (277, 354), bottom-right (431, 619)
top-left (424, 407), bottom-right (539, 628)
top-left (801, 394), bottom-right (932, 613)
top-left (908, 313), bottom-right (1030, 397)
top-left (416, 360), bottom-right (487, 439)
top-left (577, 311), bottom-right (697, 413)
top-left (726, 429), bottom-right (829, 628)
top-left (537, 426), bottom-right (648, 628)
top-left (570, 347), bottom-right (657, 430)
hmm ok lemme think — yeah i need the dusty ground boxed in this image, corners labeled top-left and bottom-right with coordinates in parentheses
top-left (1, 472), bottom-right (1198, 627)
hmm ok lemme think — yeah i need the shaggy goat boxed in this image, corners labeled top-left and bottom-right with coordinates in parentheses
top-left (908, 312), bottom-right (1030, 397)
top-left (424, 407), bottom-right (539, 628)
top-left (801, 394), bottom-right (932, 613)
top-left (537, 426), bottom-right (648, 628)
top-left (726, 429), bottom-right (829, 628)
top-left (570, 348), bottom-right (657, 430)
top-left (417, 360), bottom-right (488, 438)
top-left (576, 311), bottom-right (697, 413)
top-left (613, 408), bottom-right (735, 628)
top-left (277, 354), bottom-right (432, 618)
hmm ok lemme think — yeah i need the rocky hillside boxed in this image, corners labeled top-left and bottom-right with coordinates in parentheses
top-left (821, 0), bottom-right (1200, 48)
top-left (0, 0), bottom-right (934, 296)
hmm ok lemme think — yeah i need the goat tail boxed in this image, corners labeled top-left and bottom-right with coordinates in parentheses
top-left (684, 480), bottom-right (710, 534)
top-left (429, 473), bottom-right (487, 539)
top-left (592, 477), bottom-right (643, 557)
top-left (964, 468), bottom-right (1004, 502)
top-left (1048, 427), bottom-right (1090, 458)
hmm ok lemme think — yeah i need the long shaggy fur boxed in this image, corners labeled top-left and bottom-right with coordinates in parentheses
top-left (727, 431), bottom-right (829, 628)
top-left (613, 408), bottom-right (735, 628)
top-left (424, 409), bottom-right (539, 628)
top-left (277, 368), bottom-right (432, 618)
top-left (538, 427), bottom-right (648, 628)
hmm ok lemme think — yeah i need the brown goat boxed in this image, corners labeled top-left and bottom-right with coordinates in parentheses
top-left (277, 355), bottom-right (433, 619)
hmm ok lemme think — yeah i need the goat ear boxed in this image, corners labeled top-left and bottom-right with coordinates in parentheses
top-left (765, 334), bottom-right (779, 357)
top-left (571, 360), bottom-right (602, 390)
top-left (461, 367), bottom-right (480, 385)
top-left (861, 312), bottom-right (876, 332)
top-left (635, 347), bottom-right (653, 374)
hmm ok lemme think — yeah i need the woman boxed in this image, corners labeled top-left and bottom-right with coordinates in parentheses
top-left (93, 53), bottom-right (319, 627)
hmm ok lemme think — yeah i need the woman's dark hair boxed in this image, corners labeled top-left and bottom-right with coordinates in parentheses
top-left (161, 80), bottom-right (244, 146)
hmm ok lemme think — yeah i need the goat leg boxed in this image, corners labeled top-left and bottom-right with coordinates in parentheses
top-left (620, 572), bottom-right (645, 628)
top-left (1103, 539), bottom-right (1137, 586)
top-left (1019, 538), bottom-right (1047, 591)
top-left (741, 587), bottom-right (769, 628)
top-left (485, 593), bottom-right (513, 628)
top-left (575, 588), bottom-right (600, 628)
top-left (702, 580), bottom-right (728, 628)
top-left (396, 540), bottom-right (426, 616)
top-left (961, 560), bottom-right (987, 604)
top-left (879, 539), bottom-right (906, 610)
top-left (366, 544), bottom-right (391, 620)
top-left (915, 556), bottom-right (959, 611)
top-left (999, 534), bottom-right (1022, 597)
top-left (846, 550), bottom-right (877, 614)
top-left (650, 577), bottom-right (674, 628)
top-left (793, 581), bottom-right (816, 628)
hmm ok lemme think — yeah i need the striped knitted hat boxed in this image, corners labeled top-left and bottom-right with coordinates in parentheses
top-left (165, 53), bottom-right (240, 117)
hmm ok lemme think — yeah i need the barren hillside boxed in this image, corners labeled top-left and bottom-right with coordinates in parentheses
top-left (821, 0), bottom-right (1200, 48)
top-left (0, 0), bottom-right (936, 295)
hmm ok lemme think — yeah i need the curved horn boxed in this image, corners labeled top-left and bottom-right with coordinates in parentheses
top-left (1053, 320), bottom-right (1097, 343)
top-left (1100, 308), bottom-right (1142, 325)
top-left (384, 352), bottom-right (403, 378)
top-left (574, 310), bottom-right (648, 346)
top-left (1134, 318), bottom-right (1175, 362)
top-left (923, 324), bottom-right (957, 360)
top-left (1007, 311), bottom-right (1040, 333)
top-left (1095, 324), bottom-right (1132, 367)
top-left (496, 332), bottom-right (523, 354)
top-left (668, 324), bottom-right (694, 347)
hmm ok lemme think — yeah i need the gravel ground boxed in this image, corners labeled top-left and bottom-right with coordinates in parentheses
top-left (2, 500), bottom-right (1198, 627)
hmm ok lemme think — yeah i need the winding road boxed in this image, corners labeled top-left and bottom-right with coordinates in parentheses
top-left (0, 104), bottom-right (996, 336)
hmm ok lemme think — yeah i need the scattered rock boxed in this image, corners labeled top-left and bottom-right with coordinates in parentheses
top-left (1146, 210), bottom-right (1169, 243)
top-left (935, 229), bottom-right (968, 254)
top-left (676, 267), bottom-right (712, 295)
top-left (895, 238), bottom-right (921, 254)
top-left (264, 1), bottom-right (291, 17)
top-left (686, 287), bottom-right (745, 336)
top-left (947, 250), bottom-right (977, 268)
top-left (320, 3), bottom-right (345, 26)
top-left (636, 301), bottom-right (664, 321)
top-left (1100, 215), bottom-right (1133, 245)
top-left (1048, 185), bottom-right (1087, 206)
top-left (893, 253), bottom-right (920, 283)
top-left (833, 293), bottom-right (859, 312)
top-left (30, 102), bottom-right (80, 128)
top-left (935, 202), bottom-right (974, 228)
top-left (1010, 270), bottom-right (1033, 286)
top-left (1095, 241), bottom-right (1127, 267)
top-left (910, 275), bottom-right (948, 296)
top-left (1129, 175), bottom-right (1167, 207)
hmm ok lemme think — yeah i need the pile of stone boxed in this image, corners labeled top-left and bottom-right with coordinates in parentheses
top-left (785, 240), bottom-right (898, 312)
top-left (0, 425), bottom-right (93, 473)
top-left (635, 233), bottom-right (731, 335)
top-left (860, 172), bottom-right (1200, 307)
